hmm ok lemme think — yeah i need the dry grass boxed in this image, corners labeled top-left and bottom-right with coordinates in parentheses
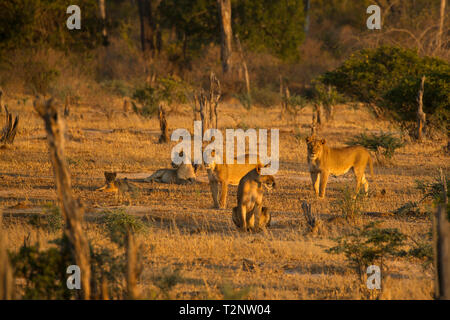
top-left (0, 94), bottom-right (448, 300)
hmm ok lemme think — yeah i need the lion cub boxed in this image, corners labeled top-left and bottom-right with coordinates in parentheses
top-left (97, 172), bottom-right (138, 204)
top-left (232, 165), bottom-right (275, 232)
top-left (305, 136), bottom-right (373, 199)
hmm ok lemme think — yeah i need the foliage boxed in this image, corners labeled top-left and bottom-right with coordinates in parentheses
top-left (321, 46), bottom-right (450, 129)
top-left (89, 246), bottom-right (126, 299)
top-left (336, 185), bottom-right (366, 221)
top-left (327, 222), bottom-right (407, 281)
top-left (28, 203), bottom-right (64, 233)
top-left (0, 0), bottom-right (104, 54)
top-left (416, 173), bottom-right (450, 206)
top-left (132, 76), bottom-right (189, 117)
top-left (103, 209), bottom-right (148, 246)
top-left (251, 86), bottom-right (280, 108)
top-left (233, 0), bottom-right (305, 61)
top-left (345, 132), bottom-right (404, 159)
top-left (10, 235), bottom-right (128, 299)
top-left (153, 267), bottom-right (184, 299)
top-left (9, 236), bottom-right (74, 299)
top-left (159, 0), bottom-right (218, 63)
top-left (219, 283), bottom-right (251, 300)
top-left (24, 60), bottom-right (60, 95)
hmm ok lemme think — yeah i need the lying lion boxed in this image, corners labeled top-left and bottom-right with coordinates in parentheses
top-left (144, 151), bottom-right (198, 184)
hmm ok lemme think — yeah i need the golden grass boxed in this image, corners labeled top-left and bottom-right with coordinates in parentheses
top-left (0, 94), bottom-right (448, 299)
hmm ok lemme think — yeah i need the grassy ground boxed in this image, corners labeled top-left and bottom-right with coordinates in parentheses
top-left (1, 94), bottom-right (448, 299)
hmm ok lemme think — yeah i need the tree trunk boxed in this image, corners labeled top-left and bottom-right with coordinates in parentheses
top-left (158, 105), bottom-right (169, 143)
top-left (235, 35), bottom-right (250, 98)
top-left (436, 0), bottom-right (446, 52)
top-left (416, 76), bottom-right (426, 141)
top-left (217, 0), bottom-right (233, 75)
top-left (98, 0), bottom-right (108, 46)
top-left (0, 211), bottom-right (15, 300)
top-left (433, 169), bottom-right (449, 300)
top-left (126, 231), bottom-right (142, 300)
top-left (137, 0), bottom-right (156, 60)
top-left (303, 0), bottom-right (311, 36)
top-left (33, 97), bottom-right (91, 300)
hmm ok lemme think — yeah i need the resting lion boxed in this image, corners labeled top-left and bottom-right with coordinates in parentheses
top-left (232, 165), bottom-right (275, 232)
top-left (305, 136), bottom-right (373, 199)
top-left (205, 151), bottom-right (262, 209)
top-left (144, 151), bottom-right (198, 184)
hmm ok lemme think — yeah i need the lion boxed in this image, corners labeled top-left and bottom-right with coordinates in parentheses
top-left (144, 151), bottom-right (198, 184)
top-left (305, 136), bottom-right (373, 199)
top-left (205, 151), bottom-right (263, 208)
top-left (97, 171), bottom-right (138, 204)
top-left (232, 165), bottom-right (275, 232)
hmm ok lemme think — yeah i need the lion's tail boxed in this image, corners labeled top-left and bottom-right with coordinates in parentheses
top-left (368, 155), bottom-right (374, 178)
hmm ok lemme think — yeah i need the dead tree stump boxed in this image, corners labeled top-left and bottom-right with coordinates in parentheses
top-left (158, 105), bottom-right (169, 143)
top-left (1, 105), bottom-right (19, 147)
top-left (33, 96), bottom-right (91, 300)
top-left (302, 201), bottom-right (321, 234)
top-left (416, 76), bottom-right (426, 141)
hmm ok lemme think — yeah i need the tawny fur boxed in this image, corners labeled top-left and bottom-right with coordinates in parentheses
top-left (306, 136), bottom-right (374, 199)
top-left (232, 166), bottom-right (275, 232)
top-left (206, 152), bottom-right (263, 209)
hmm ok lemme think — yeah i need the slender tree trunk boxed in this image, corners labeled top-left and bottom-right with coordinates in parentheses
top-left (436, 0), bottom-right (446, 52)
top-left (217, 0), bottom-right (233, 75)
top-left (98, 0), bottom-right (108, 46)
top-left (33, 97), bottom-right (91, 300)
top-left (416, 76), bottom-right (426, 141)
top-left (137, 0), bottom-right (155, 56)
top-left (304, 0), bottom-right (311, 36)
top-left (0, 211), bottom-right (15, 300)
top-left (433, 169), bottom-right (449, 300)
top-left (235, 35), bottom-right (250, 98)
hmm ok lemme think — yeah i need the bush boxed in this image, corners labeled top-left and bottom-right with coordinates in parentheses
top-left (10, 237), bottom-right (74, 299)
top-left (103, 209), bottom-right (148, 246)
top-left (336, 185), bottom-right (366, 221)
top-left (132, 76), bottom-right (189, 117)
top-left (326, 222), bottom-right (407, 298)
top-left (321, 46), bottom-right (450, 129)
top-left (345, 132), bottom-right (404, 159)
top-left (28, 203), bottom-right (64, 233)
top-left (251, 86), bottom-right (280, 108)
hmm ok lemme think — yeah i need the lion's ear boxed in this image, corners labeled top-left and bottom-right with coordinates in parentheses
top-left (256, 166), bottom-right (261, 175)
top-left (321, 139), bottom-right (326, 145)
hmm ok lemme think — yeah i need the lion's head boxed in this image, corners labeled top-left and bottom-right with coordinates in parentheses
top-left (305, 136), bottom-right (326, 160)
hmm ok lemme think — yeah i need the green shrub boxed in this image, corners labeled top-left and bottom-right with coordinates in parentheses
top-left (219, 283), bottom-right (251, 300)
top-left (321, 46), bottom-right (450, 129)
top-left (345, 132), bottom-right (404, 159)
top-left (132, 76), bottom-right (189, 117)
top-left (153, 267), bottom-right (184, 299)
top-left (326, 222), bottom-right (407, 298)
top-left (336, 185), bottom-right (366, 221)
top-left (103, 209), bottom-right (148, 246)
top-left (28, 203), bottom-right (64, 233)
top-left (251, 86), bottom-right (280, 108)
top-left (10, 237), bottom-right (74, 299)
